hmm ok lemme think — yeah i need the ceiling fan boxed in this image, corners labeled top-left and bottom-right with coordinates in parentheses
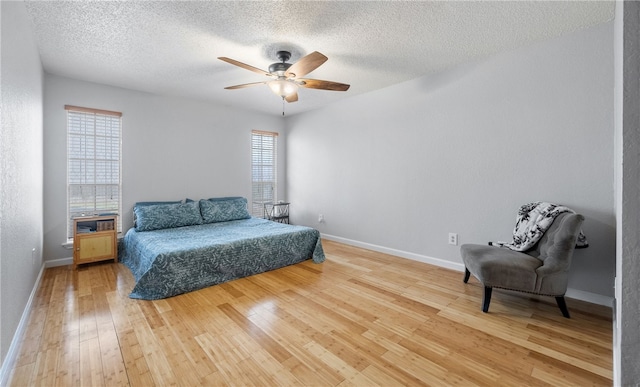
top-left (218, 50), bottom-right (350, 103)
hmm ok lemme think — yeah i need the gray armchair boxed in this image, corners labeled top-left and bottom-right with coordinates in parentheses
top-left (460, 212), bottom-right (584, 318)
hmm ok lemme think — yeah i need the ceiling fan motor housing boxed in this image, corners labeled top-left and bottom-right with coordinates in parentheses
top-left (269, 50), bottom-right (293, 74)
top-left (269, 62), bottom-right (291, 74)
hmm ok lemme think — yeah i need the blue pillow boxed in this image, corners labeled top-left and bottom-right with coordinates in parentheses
top-left (135, 200), bottom-right (182, 207)
top-left (200, 197), bottom-right (251, 223)
top-left (134, 201), bottom-right (203, 231)
top-left (207, 196), bottom-right (244, 202)
top-left (133, 200), bottom-right (183, 227)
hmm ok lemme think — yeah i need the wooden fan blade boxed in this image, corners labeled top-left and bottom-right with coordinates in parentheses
top-left (224, 81), bottom-right (266, 90)
top-left (285, 51), bottom-right (327, 78)
top-left (285, 92), bottom-right (298, 103)
top-left (218, 57), bottom-right (270, 76)
top-left (298, 78), bottom-right (350, 91)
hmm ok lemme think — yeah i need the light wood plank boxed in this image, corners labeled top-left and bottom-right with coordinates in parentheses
top-left (54, 329), bottom-right (80, 386)
top-left (79, 337), bottom-right (104, 387)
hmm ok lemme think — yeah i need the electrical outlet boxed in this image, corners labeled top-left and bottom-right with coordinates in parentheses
top-left (448, 233), bottom-right (458, 246)
top-left (318, 214), bottom-right (324, 223)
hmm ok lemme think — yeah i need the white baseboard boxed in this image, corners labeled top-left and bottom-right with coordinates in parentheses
top-left (321, 233), bottom-right (465, 272)
top-left (320, 233), bottom-right (614, 307)
top-left (44, 256), bottom-right (73, 268)
top-left (565, 288), bottom-right (614, 307)
top-left (0, 263), bottom-right (45, 386)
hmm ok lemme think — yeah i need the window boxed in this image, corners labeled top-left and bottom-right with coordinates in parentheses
top-left (66, 105), bottom-right (122, 238)
top-left (251, 130), bottom-right (278, 217)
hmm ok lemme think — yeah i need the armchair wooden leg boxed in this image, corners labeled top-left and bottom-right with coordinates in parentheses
top-left (555, 296), bottom-right (571, 318)
top-left (463, 268), bottom-right (471, 283)
top-left (482, 287), bottom-right (492, 313)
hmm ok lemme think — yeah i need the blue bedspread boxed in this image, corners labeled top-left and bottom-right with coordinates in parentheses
top-left (121, 217), bottom-right (325, 299)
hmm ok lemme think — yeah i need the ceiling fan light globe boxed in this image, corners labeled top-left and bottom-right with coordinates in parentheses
top-left (268, 80), bottom-right (298, 98)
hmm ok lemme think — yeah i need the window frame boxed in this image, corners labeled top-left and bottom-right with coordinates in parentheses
top-left (251, 130), bottom-right (278, 217)
top-left (65, 105), bottom-right (122, 239)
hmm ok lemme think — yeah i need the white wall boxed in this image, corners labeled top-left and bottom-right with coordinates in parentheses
top-left (287, 22), bottom-right (615, 299)
top-left (614, 1), bottom-right (640, 384)
top-left (0, 0), bottom-right (44, 372)
top-left (43, 75), bottom-right (285, 262)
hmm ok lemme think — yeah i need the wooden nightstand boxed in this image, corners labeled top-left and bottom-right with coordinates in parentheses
top-left (73, 215), bottom-right (118, 269)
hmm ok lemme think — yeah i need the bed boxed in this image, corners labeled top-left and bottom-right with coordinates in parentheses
top-left (120, 197), bottom-right (325, 300)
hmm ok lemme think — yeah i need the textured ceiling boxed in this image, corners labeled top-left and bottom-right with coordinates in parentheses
top-left (24, 1), bottom-right (614, 117)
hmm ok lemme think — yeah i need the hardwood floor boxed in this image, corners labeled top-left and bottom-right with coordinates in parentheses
top-left (8, 240), bottom-right (612, 386)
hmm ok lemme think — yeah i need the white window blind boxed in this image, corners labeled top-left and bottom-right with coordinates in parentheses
top-left (251, 130), bottom-right (278, 217)
top-left (66, 105), bottom-right (122, 238)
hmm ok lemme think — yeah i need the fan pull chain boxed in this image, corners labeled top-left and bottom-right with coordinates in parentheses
top-left (282, 97), bottom-right (285, 116)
